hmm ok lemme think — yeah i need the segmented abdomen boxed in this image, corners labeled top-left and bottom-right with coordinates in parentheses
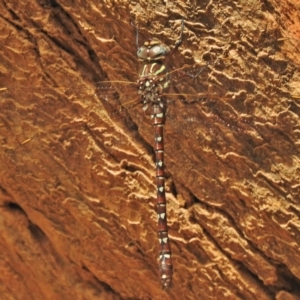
top-left (152, 105), bottom-right (173, 288)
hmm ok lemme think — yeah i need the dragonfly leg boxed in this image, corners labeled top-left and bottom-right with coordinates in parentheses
top-left (168, 19), bottom-right (184, 57)
top-left (174, 19), bottom-right (184, 49)
top-left (190, 62), bottom-right (210, 78)
top-left (130, 20), bottom-right (140, 51)
top-left (136, 26), bottom-right (139, 51)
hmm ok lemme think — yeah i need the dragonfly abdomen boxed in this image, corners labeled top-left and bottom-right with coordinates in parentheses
top-left (153, 105), bottom-right (173, 288)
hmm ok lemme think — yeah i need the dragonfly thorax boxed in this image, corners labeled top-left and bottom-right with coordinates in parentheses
top-left (138, 61), bottom-right (170, 111)
top-left (138, 76), bottom-right (166, 111)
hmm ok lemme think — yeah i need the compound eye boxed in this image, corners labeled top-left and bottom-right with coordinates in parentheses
top-left (137, 46), bottom-right (148, 59)
top-left (152, 45), bottom-right (164, 55)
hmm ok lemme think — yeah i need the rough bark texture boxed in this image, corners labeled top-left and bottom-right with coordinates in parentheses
top-left (1, 0), bottom-right (300, 299)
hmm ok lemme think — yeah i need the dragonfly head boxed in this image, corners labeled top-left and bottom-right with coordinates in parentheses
top-left (137, 38), bottom-right (170, 62)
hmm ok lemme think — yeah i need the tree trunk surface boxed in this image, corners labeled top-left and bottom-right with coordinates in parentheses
top-left (1, 0), bottom-right (300, 299)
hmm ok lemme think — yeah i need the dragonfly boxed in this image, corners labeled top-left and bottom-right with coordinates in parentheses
top-left (0, 19), bottom-right (244, 289)
top-left (134, 20), bottom-right (189, 289)
top-left (129, 19), bottom-right (239, 288)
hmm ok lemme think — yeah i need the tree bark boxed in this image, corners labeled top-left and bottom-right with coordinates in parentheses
top-left (0, 0), bottom-right (300, 299)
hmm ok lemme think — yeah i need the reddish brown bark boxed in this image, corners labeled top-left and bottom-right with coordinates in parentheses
top-left (0, 0), bottom-right (300, 299)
